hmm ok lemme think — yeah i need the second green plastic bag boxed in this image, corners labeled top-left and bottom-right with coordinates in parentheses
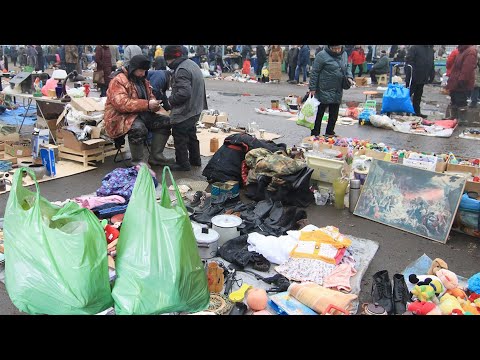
top-left (112, 165), bottom-right (210, 314)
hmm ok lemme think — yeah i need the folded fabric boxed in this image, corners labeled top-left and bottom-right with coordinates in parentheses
top-left (74, 195), bottom-right (126, 209)
top-left (91, 203), bottom-right (129, 219)
top-left (322, 263), bottom-right (357, 292)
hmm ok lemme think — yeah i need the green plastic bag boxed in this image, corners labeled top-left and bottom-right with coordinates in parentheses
top-left (4, 168), bottom-right (113, 315)
top-left (296, 95), bottom-right (320, 130)
top-left (112, 165), bottom-right (209, 315)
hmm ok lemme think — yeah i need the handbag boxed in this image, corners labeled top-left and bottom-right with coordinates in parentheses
top-left (335, 56), bottom-right (351, 90)
top-left (93, 69), bottom-right (105, 85)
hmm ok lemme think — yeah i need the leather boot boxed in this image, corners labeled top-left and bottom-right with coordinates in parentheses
top-left (392, 273), bottom-right (411, 315)
top-left (168, 162), bottom-right (191, 171)
top-left (148, 132), bottom-right (175, 166)
top-left (449, 105), bottom-right (458, 120)
top-left (458, 106), bottom-right (468, 124)
top-left (128, 141), bottom-right (145, 166)
top-left (371, 270), bottom-right (393, 315)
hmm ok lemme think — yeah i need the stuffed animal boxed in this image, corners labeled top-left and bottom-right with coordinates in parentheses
top-left (468, 272), bottom-right (480, 293)
top-left (436, 269), bottom-right (459, 290)
top-left (446, 288), bottom-right (467, 299)
top-left (427, 258), bottom-right (448, 276)
top-left (411, 284), bottom-right (436, 302)
top-left (408, 274), bottom-right (445, 298)
top-left (407, 301), bottom-right (442, 315)
top-left (439, 293), bottom-right (464, 315)
top-left (458, 298), bottom-right (480, 315)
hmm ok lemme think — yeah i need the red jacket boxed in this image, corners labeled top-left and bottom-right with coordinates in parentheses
top-left (446, 48), bottom-right (459, 76)
top-left (349, 48), bottom-right (366, 65)
top-left (446, 45), bottom-right (478, 92)
top-left (104, 68), bottom-right (155, 138)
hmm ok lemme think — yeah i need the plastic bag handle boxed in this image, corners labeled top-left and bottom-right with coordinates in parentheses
top-left (161, 166), bottom-right (188, 214)
top-left (12, 167), bottom-right (40, 202)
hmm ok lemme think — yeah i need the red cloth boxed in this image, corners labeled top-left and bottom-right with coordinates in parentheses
top-left (422, 119), bottom-right (458, 128)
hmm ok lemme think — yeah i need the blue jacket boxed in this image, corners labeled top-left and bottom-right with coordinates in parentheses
top-left (298, 45), bottom-right (310, 66)
top-left (147, 70), bottom-right (170, 110)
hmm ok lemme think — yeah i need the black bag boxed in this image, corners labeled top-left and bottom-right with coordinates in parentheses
top-left (342, 74), bottom-right (351, 90)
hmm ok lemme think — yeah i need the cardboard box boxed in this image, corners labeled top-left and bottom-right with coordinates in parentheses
top-left (40, 146), bottom-right (57, 176)
top-left (70, 97), bottom-right (105, 112)
top-left (446, 162), bottom-right (479, 177)
top-left (32, 129), bottom-right (50, 159)
top-left (0, 133), bottom-right (20, 143)
top-left (216, 112), bottom-right (228, 123)
top-left (465, 180), bottom-right (480, 193)
top-left (331, 145), bottom-right (348, 157)
top-left (57, 129), bottom-right (105, 152)
top-left (354, 77), bottom-right (368, 86)
top-left (202, 114), bottom-right (217, 127)
top-left (4, 140), bottom-right (32, 158)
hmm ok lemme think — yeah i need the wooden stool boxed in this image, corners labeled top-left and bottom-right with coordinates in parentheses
top-left (375, 74), bottom-right (388, 86)
top-left (363, 91), bottom-right (378, 102)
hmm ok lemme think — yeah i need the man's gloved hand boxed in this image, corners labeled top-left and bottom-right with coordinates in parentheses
top-left (348, 78), bottom-right (356, 86)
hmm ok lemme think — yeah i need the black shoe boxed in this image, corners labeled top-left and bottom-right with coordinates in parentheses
top-left (190, 159), bottom-right (202, 167)
top-left (371, 270), bottom-right (393, 315)
top-left (189, 191), bottom-right (204, 207)
top-left (416, 113), bottom-right (428, 119)
top-left (325, 131), bottom-right (336, 137)
top-left (168, 162), bottom-right (191, 171)
top-left (392, 273), bottom-right (411, 315)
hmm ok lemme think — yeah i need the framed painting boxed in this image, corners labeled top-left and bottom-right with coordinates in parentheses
top-left (353, 159), bottom-right (466, 243)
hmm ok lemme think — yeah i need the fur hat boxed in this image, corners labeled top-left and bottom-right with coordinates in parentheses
top-left (164, 45), bottom-right (183, 60)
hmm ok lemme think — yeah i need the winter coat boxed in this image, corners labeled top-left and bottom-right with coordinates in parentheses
top-left (202, 133), bottom-right (286, 183)
top-left (195, 45), bottom-right (206, 57)
top-left (393, 49), bottom-right (406, 62)
top-left (349, 48), bottom-right (366, 65)
top-left (104, 68), bottom-right (155, 139)
top-left (309, 47), bottom-right (353, 104)
top-left (287, 47), bottom-right (299, 66)
top-left (371, 54), bottom-right (389, 74)
top-left (65, 45), bottom-right (79, 64)
top-left (446, 48), bottom-right (459, 76)
top-left (298, 45), bottom-right (310, 66)
top-left (446, 45), bottom-right (478, 92)
top-left (256, 45), bottom-right (267, 65)
top-left (109, 45), bottom-right (120, 66)
top-left (168, 57), bottom-right (208, 124)
top-left (475, 51), bottom-right (480, 87)
top-left (95, 46), bottom-right (112, 86)
top-left (147, 70), bottom-right (170, 110)
top-left (269, 46), bottom-right (283, 63)
top-left (241, 45), bottom-right (252, 60)
top-left (405, 45), bottom-right (435, 85)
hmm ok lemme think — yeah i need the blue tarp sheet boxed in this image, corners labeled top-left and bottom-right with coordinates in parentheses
top-left (0, 105), bottom-right (37, 126)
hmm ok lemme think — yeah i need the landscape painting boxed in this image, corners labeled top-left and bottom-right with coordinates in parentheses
top-left (354, 159), bottom-right (466, 243)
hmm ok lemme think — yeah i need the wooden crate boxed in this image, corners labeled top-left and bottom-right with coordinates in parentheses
top-left (58, 145), bottom-right (105, 167)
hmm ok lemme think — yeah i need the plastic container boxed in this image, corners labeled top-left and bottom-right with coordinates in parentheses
top-left (332, 178), bottom-right (348, 210)
top-left (306, 154), bottom-right (344, 184)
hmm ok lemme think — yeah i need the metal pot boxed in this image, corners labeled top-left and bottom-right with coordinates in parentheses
top-left (361, 302), bottom-right (387, 315)
top-left (211, 214), bottom-right (242, 247)
top-left (195, 228), bottom-right (219, 259)
top-left (28, 164), bottom-right (47, 180)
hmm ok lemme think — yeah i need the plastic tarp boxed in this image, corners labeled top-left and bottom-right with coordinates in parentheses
top-left (111, 166), bottom-right (210, 315)
top-left (4, 168), bottom-right (113, 315)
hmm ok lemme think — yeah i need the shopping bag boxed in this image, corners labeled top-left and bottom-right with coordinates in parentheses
top-left (381, 83), bottom-right (415, 114)
top-left (111, 165), bottom-right (209, 315)
top-left (93, 69), bottom-right (105, 85)
top-left (3, 168), bottom-right (113, 315)
top-left (296, 94), bottom-right (320, 130)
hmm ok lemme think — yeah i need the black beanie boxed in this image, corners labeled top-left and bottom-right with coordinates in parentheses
top-left (164, 45), bottom-right (184, 60)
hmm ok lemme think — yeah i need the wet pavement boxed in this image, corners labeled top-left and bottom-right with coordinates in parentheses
top-left (0, 72), bottom-right (479, 315)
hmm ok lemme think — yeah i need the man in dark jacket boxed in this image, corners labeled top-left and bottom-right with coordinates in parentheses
top-left (287, 45), bottom-right (299, 82)
top-left (165, 45), bottom-right (208, 171)
top-left (405, 45), bottom-right (435, 118)
top-left (256, 45), bottom-right (267, 80)
top-left (370, 50), bottom-right (390, 84)
top-left (294, 45), bottom-right (310, 84)
top-left (147, 70), bottom-right (171, 111)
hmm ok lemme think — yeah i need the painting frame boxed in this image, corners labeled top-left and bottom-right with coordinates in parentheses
top-left (353, 159), bottom-right (466, 243)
